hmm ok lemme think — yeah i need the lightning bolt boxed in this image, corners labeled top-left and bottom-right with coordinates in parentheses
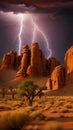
top-left (18, 14), bottom-right (52, 58)
top-left (31, 15), bottom-right (52, 59)
top-left (18, 14), bottom-right (24, 55)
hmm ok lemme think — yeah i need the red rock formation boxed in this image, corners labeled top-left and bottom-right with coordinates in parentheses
top-left (47, 57), bottom-right (60, 75)
top-left (26, 65), bottom-right (38, 77)
top-left (51, 65), bottom-right (65, 90)
top-left (0, 43), bottom-right (72, 92)
top-left (1, 51), bottom-right (18, 70)
top-left (27, 43), bottom-right (48, 77)
top-left (46, 65), bottom-right (65, 90)
top-left (16, 45), bottom-right (30, 77)
top-left (46, 78), bottom-right (52, 91)
top-left (64, 46), bottom-right (73, 85)
top-left (2, 42), bottom-right (73, 88)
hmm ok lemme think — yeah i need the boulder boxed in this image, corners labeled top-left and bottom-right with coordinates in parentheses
top-left (64, 46), bottom-right (73, 85)
top-left (47, 57), bottom-right (60, 75)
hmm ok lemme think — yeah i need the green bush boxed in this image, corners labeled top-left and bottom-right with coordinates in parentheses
top-left (18, 80), bottom-right (47, 106)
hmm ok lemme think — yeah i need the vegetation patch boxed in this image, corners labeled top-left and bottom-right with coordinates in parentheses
top-left (0, 111), bottom-right (30, 130)
top-left (30, 111), bottom-right (46, 120)
top-left (45, 121), bottom-right (64, 130)
top-left (60, 108), bottom-right (69, 113)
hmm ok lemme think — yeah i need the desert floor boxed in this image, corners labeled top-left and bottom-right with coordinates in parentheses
top-left (0, 96), bottom-right (73, 130)
top-left (0, 70), bottom-right (73, 129)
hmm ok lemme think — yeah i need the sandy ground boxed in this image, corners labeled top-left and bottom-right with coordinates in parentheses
top-left (29, 119), bottom-right (73, 130)
top-left (0, 70), bottom-right (73, 130)
top-left (0, 96), bottom-right (73, 130)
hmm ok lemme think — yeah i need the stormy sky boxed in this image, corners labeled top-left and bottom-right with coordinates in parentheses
top-left (0, 0), bottom-right (73, 64)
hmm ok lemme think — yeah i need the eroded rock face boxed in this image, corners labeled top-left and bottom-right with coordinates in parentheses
top-left (47, 57), bottom-right (60, 75)
top-left (64, 46), bottom-right (73, 85)
top-left (46, 78), bottom-right (52, 91)
top-left (16, 45), bottom-right (30, 77)
top-left (26, 43), bottom-right (48, 77)
top-left (46, 65), bottom-right (65, 90)
top-left (1, 42), bottom-right (73, 91)
top-left (1, 51), bottom-right (18, 70)
top-left (26, 65), bottom-right (38, 77)
top-left (51, 65), bottom-right (65, 90)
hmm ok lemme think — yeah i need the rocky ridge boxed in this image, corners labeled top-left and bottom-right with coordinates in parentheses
top-left (0, 43), bottom-right (73, 91)
top-left (1, 43), bottom-right (60, 78)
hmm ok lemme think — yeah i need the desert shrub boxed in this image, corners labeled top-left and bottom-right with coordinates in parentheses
top-left (0, 111), bottom-right (30, 130)
top-left (13, 103), bottom-right (22, 108)
top-left (23, 125), bottom-right (33, 130)
top-left (8, 86), bottom-right (16, 99)
top-left (59, 114), bottom-right (65, 118)
top-left (32, 102), bottom-right (39, 108)
top-left (45, 117), bottom-right (54, 121)
top-left (0, 113), bottom-right (10, 130)
top-left (44, 104), bottom-right (52, 110)
top-left (9, 111), bottom-right (30, 129)
top-left (23, 125), bottom-right (39, 130)
top-left (30, 111), bottom-right (45, 120)
top-left (65, 104), bottom-right (72, 109)
top-left (49, 99), bottom-right (55, 105)
top-left (24, 106), bottom-right (33, 113)
top-left (56, 101), bottom-right (65, 106)
top-left (51, 109), bottom-right (57, 113)
top-left (61, 108), bottom-right (69, 113)
top-left (45, 121), bottom-right (63, 130)
top-left (0, 106), bottom-right (11, 110)
top-left (0, 87), bottom-right (7, 98)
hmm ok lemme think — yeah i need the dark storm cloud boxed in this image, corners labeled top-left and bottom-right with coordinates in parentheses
top-left (0, 3), bottom-right (37, 13)
top-left (0, 0), bottom-right (73, 14)
top-left (0, 0), bottom-right (73, 7)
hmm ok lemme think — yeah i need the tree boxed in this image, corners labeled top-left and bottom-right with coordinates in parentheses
top-left (8, 86), bottom-right (16, 99)
top-left (1, 87), bottom-right (7, 98)
top-left (18, 80), bottom-right (47, 106)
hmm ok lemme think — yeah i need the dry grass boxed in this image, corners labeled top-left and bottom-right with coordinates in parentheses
top-left (23, 125), bottom-right (39, 130)
top-left (30, 110), bottom-right (46, 120)
top-left (0, 111), bottom-right (30, 130)
top-left (0, 96), bottom-right (73, 129)
top-left (60, 108), bottom-right (70, 113)
top-left (45, 121), bottom-right (64, 130)
top-left (65, 104), bottom-right (72, 109)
